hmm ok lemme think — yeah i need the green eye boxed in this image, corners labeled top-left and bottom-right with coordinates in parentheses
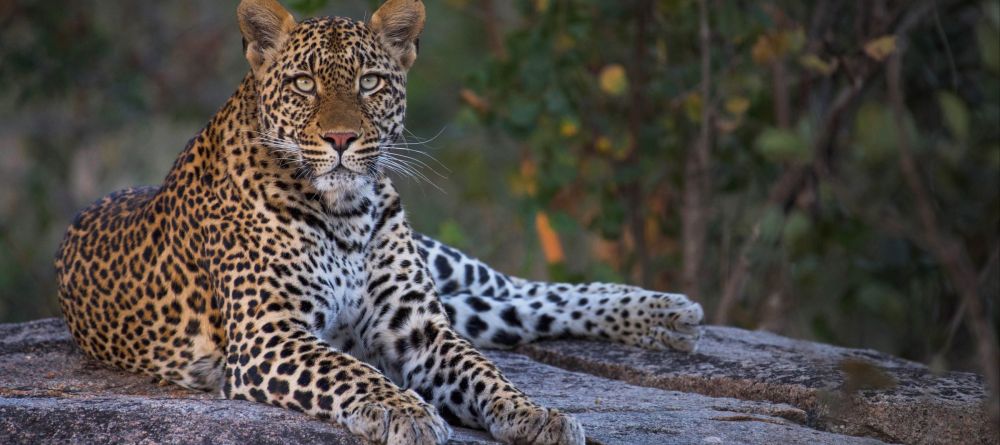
top-left (293, 75), bottom-right (316, 93)
top-left (360, 74), bottom-right (382, 92)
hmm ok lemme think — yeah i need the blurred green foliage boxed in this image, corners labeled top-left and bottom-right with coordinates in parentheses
top-left (0, 0), bottom-right (997, 373)
top-left (465, 0), bottom-right (999, 370)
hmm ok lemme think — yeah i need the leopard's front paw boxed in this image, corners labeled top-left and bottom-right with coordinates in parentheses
top-left (489, 406), bottom-right (584, 445)
top-left (621, 291), bottom-right (703, 352)
top-left (344, 389), bottom-right (451, 445)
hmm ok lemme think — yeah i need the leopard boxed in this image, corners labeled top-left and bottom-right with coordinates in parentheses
top-left (53, 0), bottom-right (704, 443)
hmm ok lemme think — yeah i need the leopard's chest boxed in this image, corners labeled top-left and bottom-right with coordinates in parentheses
top-left (245, 185), bottom-right (387, 355)
top-left (313, 245), bottom-right (370, 348)
top-left (291, 217), bottom-right (379, 351)
top-left (314, 245), bottom-right (367, 317)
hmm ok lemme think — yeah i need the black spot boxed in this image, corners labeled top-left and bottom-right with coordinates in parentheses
top-left (317, 395), bottom-right (333, 410)
top-left (297, 370), bottom-right (313, 386)
top-left (434, 255), bottom-right (452, 279)
top-left (400, 290), bottom-right (424, 302)
top-left (245, 365), bottom-right (265, 386)
top-left (389, 307), bottom-right (412, 331)
top-left (443, 303), bottom-right (456, 323)
top-left (316, 377), bottom-right (330, 391)
top-left (464, 264), bottom-right (475, 286)
top-left (439, 405), bottom-right (461, 425)
top-left (491, 330), bottom-right (522, 346)
top-left (466, 296), bottom-right (491, 312)
top-left (465, 315), bottom-right (488, 338)
top-left (293, 390), bottom-right (313, 410)
top-left (442, 281), bottom-right (459, 294)
top-left (536, 314), bottom-right (555, 333)
top-left (409, 328), bottom-right (425, 350)
top-left (500, 307), bottom-right (523, 328)
top-left (268, 377), bottom-right (290, 395)
top-left (249, 388), bottom-right (268, 403)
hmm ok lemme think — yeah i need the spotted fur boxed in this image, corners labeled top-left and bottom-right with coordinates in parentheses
top-left (415, 234), bottom-right (703, 352)
top-left (54, 1), bottom-right (700, 444)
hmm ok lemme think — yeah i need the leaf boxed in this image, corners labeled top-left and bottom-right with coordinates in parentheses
top-left (755, 127), bottom-right (811, 163)
top-left (986, 0), bottom-right (1000, 28)
top-left (786, 27), bottom-right (806, 54)
top-left (459, 88), bottom-right (490, 114)
top-left (508, 159), bottom-right (538, 197)
top-left (595, 136), bottom-right (613, 154)
top-left (554, 33), bottom-right (576, 52)
top-left (976, 19), bottom-right (1000, 73)
top-left (719, 96), bottom-right (748, 132)
top-left (759, 205), bottom-right (785, 244)
top-left (715, 117), bottom-right (741, 133)
top-left (782, 211), bottom-right (811, 249)
top-left (853, 102), bottom-right (897, 164)
top-left (752, 34), bottom-right (780, 65)
top-left (535, 211), bottom-right (565, 264)
top-left (507, 97), bottom-right (540, 129)
top-left (725, 96), bottom-right (750, 116)
top-left (559, 118), bottom-right (579, 138)
top-left (938, 92), bottom-right (970, 141)
top-left (863, 35), bottom-right (897, 62)
top-left (598, 64), bottom-right (628, 96)
top-left (751, 29), bottom-right (802, 66)
top-left (683, 92), bottom-right (704, 122)
top-left (799, 54), bottom-right (838, 76)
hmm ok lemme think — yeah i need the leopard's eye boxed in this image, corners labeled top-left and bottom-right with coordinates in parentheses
top-left (293, 75), bottom-right (316, 94)
top-left (359, 74), bottom-right (383, 93)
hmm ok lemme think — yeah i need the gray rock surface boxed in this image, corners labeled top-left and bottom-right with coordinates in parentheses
top-left (516, 326), bottom-right (997, 445)
top-left (0, 319), bottom-right (897, 445)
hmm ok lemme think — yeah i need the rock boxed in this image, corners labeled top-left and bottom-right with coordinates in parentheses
top-left (479, 351), bottom-right (883, 445)
top-left (0, 319), bottom-right (891, 445)
top-left (516, 326), bottom-right (997, 445)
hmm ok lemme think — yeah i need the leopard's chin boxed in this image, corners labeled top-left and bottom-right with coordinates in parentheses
top-left (314, 172), bottom-right (372, 193)
top-left (313, 171), bottom-right (376, 213)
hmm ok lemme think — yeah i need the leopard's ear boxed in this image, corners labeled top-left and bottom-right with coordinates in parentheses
top-left (238, 0), bottom-right (297, 74)
top-left (370, 0), bottom-right (425, 70)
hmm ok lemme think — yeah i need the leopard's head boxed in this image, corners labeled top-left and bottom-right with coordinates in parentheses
top-left (238, 0), bottom-right (424, 194)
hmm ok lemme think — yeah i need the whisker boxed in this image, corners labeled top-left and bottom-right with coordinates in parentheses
top-left (381, 152), bottom-right (448, 179)
top-left (378, 157), bottom-right (445, 193)
top-left (382, 146), bottom-right (452, 173)
top-left (401, 126), bottom-right (447, 146)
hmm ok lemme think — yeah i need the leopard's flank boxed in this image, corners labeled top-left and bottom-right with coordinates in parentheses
top-left (54, 1), bottom-right (703, 443)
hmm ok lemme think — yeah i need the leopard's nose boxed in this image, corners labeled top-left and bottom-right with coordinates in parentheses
top-left (321, 131), bottom-right (359, 154)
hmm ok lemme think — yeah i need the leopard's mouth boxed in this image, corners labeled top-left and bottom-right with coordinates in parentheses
top-left (311, 164), bottom-right (374, 194)
top-left (318, 165), bottom-right (365, 178)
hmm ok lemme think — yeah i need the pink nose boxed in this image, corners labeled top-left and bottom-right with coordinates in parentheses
top-left (321, 131), bottom-right (359, 153)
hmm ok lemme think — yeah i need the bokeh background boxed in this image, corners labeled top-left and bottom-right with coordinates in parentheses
top-left (1, 0), bottom-right (997, 384)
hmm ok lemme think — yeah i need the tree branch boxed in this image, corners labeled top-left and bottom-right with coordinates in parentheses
top-left (887, 49), bottom-right (1000, 425)
top-left (625, 0), bottom-right (654, 286)
top-left (714, 82), bottom-right (866, 325)
top-left (714, 0), bottom-right (954, 328)
top-left (682, 0), bottom-right (712, 298)
top-left (479, 0), bottom-right (507, 60)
